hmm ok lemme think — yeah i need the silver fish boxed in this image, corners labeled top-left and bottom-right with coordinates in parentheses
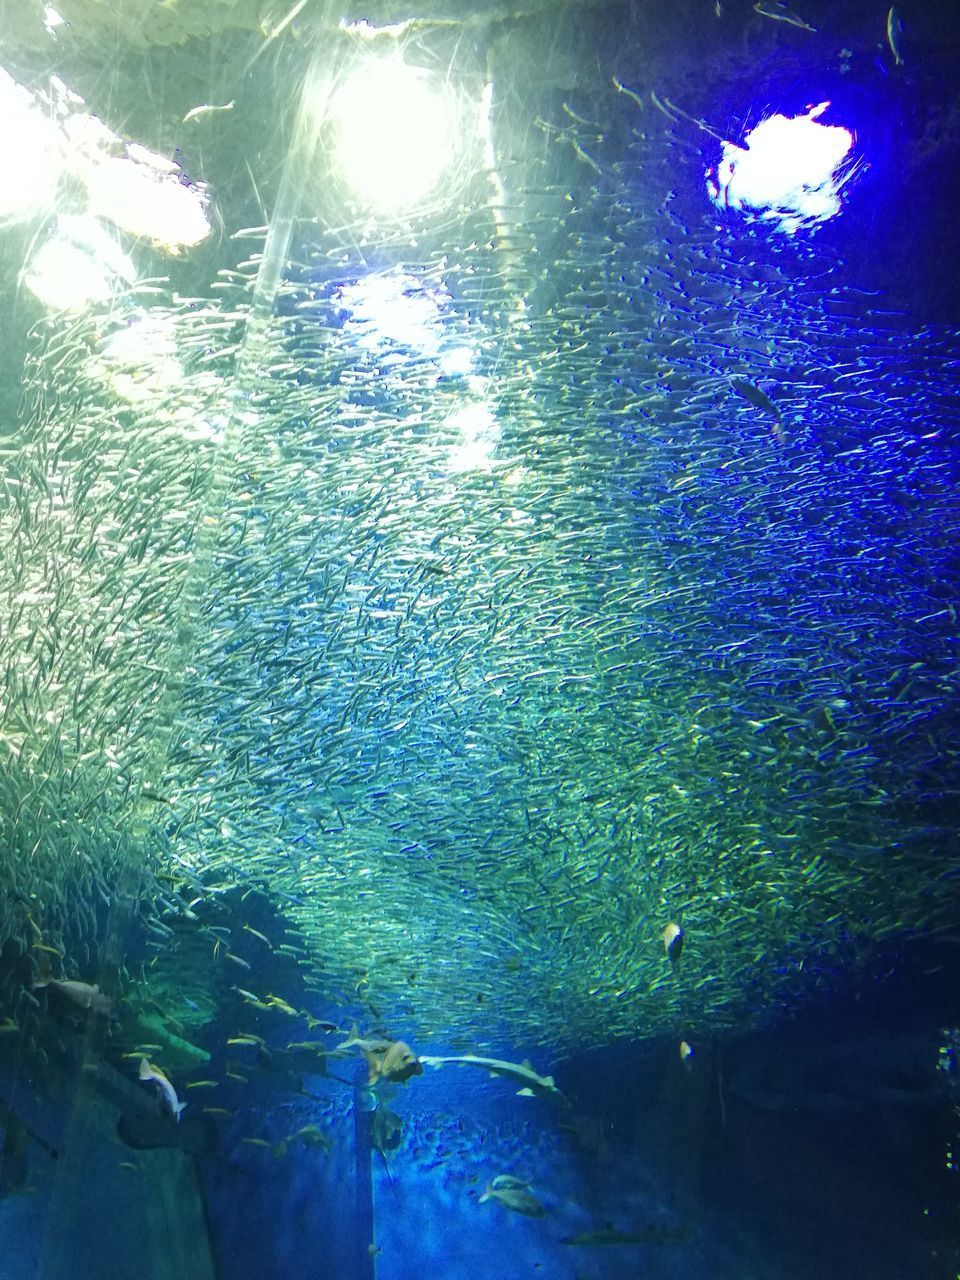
top-left (754, 0), bottom-right (817, 32)
top-left (419, 1055), bottom-right (566, 1104)
top-left (138, 1059), bottom-right (186, 1122)
top-left (886, 7), bottom-right (904, 65)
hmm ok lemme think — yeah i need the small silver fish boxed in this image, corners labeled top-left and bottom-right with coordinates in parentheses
top-left (754, 1), bottom-right (817, 32)
top-left (886, 7), bottom-right (904, 65)
top-left (182, 101), bottom-right (235, 125)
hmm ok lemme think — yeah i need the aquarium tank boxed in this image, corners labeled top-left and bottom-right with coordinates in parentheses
top-left (0, 0), bottom-right (958, 1276)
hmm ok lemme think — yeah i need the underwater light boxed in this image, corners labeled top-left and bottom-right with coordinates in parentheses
top-left (79, 144), bottom-right (210, 253)
top-left (333, 60), bottom-right (455, 209)
top-left (438, 345), bottom-right (475, 378)
top-left (43, 7), bottom-right (66, 34)
top-left (0, 67), bottom-right (64, 224)
top-left (22, 214), bottom-right (134, 311)
top-left (707, 102), bottom-right (855, 233)
top-left (94, 312), bottom-right (184, 403)
top-left (337, 269), bottom-right (447, 355)
top-left (0, 65), bottom-right (209, 256)
top-left (446, 398), bottom-right (501, 473)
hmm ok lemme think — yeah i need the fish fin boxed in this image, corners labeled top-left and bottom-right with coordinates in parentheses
top-left (543, 1076), bottom-right (555, 1087)
top-left (517, 1087), bottom-right (534, 1097)
top-left (338, 1021), bottom-right (361, 1049)
top-left (138, 1058), bottom-right (151, 1081)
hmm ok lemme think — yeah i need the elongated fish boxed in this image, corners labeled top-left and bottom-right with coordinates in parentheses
top-left (753, 0), bottom-right (816, 32)
top-left (419, 1055), bottom-right (567, 1104)
top-left (886, 7), bottom-right (905, 65)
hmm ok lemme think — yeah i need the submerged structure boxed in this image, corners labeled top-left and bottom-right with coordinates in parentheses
top-left (0, 0), bottom-right (958, 1276)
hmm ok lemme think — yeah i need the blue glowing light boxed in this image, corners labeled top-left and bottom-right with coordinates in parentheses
top-left (707, 102), bottom-right (856, 233)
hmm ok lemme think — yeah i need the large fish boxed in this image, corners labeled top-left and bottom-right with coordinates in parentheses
top-left (479, 1176), bottom-right (546, 1217)
top-left (419, 1054), bottom-right (567, 1104)
top-left (138, 1058), bottom-right (187, 1122)
top-left (32, 979), bottom-right (114, 1019)
top-left (338, 1024), bottom-right (422, 1084)
top-left (370, 1105), bottom-right (402, 1154)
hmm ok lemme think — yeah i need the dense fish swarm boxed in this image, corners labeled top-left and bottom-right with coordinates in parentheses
top-left (0, 46), bottom-right (958, 1057)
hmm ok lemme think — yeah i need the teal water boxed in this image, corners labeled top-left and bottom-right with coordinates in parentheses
top-left (0, 1), bottom-right (958, 1276)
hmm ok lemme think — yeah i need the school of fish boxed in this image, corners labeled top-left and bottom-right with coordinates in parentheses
top-left (0, 3), bottom-right (957, 1079)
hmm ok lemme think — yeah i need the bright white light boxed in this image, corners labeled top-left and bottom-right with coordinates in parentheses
top-left (0, 66), bottom-right (210, 261)
top-left (337, 269), bottom-right (446, 355)
top-left (438, 346), bottom-right (475, 378)
top-left (338, 17), bottom-right (415, 39)
top-left (95, 312), bottom-right (183, 402)
top-left (63, 111), bottom-right (209, 250)
top-left (446, 400), bottom-right (501, 473)
top-left (81, 149), bottom-right (210, 252)
top-left (333, 60), bottom-right (455, 209)
top-left (22, 215), bottom-right (134, 310)
top-left (43, 7), bottom-right (66, 34)
top-left (0, 68), bottom-right (64, 224)
top-left (707, 102), bottom-right (855, 233)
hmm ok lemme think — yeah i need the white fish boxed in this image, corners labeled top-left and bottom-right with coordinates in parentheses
top-left (419, 1054), bottom-right (566, 1104)
top-left (138, 1058), bottom-right (186, 1122)
top-left (182, 101), bottom-right (235, 124)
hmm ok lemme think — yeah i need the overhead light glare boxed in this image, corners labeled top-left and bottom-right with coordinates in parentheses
top-left (333, 60), bottom-right (455, 210)
top-left (707, 101), bottom-right (857, 233)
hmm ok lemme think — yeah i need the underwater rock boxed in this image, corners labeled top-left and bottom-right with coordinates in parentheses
top-left (116, 1105), bottom-right (218, 1159)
